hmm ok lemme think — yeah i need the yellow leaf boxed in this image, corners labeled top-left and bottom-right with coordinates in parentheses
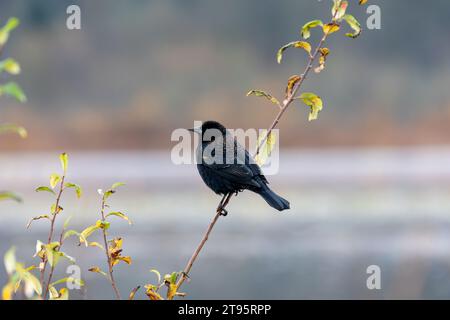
top-left (167, 283), bottom-right (178, 300)
top-left (2, 282), bottom-right (14, 300)
top-left (49, 287), bottom-right (69, 300)
top-left (285, 75), bottom-right (301, 99)
top-left (255, 130), bottom-right (277, 166)
top-left (88, 266), bottom-right (107, 277)
top-left (79, 225), bottom-right (100, 245)
top-left (314, 48), bottom-right (330, 74)
top-left (44, 242), bottom-right (62, 267)
top-left (359, 0), bottom-right (368, 4)
top-left (145, 285), bottom-right (164, 300)
top-left (59, 153), bottom-right (68, 173)
top-left (118, 256), bottom-right (132, 265)
top-left (50, 173), bottom-right (61, 189)
top-left (129, 286), bottom-right (141, 300)
top-left (16, 264), bottom-right (42, 296)
top-left (299, 92), bottom-right (324, 121)
top-left (88, 242), bottom-right (104, 250)
top-left (323, 23), bottom-right (340, 35)
top-left (277, 41), bottom-right (311, 64)
top-left (246, 90), bottom-right (279, 106)
top-left (48, 286), bottom-right (58, 299)
top-left (105, 211), bottom-right (132, 225)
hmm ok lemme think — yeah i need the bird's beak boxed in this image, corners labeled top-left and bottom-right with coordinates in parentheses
top-left (188, 127), bottom-right (202, 134)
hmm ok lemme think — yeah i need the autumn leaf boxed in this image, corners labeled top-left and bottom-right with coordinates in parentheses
top-left (277, 41), bottom-right (312, 64)
top-left (301, 20), bottom-right (323, 39)
top-left (343, 14), bottom-right (362, 38)
top-left (246, 90), bottom-right (280, 106)
top-left (255, 130), bottom-right (277, 166)
top-left (323, 23), bottom-right (340, 35)
top-left (105, 211), bottom-right (132, 225)
top-left (299, 92), bottom-right (324, 121)
top-left (314, 48), bottom-right (330, 73)
top-left (285, 75), bottom-right (301, 99)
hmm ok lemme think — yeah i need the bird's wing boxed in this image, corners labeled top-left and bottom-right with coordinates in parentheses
top-left (202, 135), bottom-right (265, 188)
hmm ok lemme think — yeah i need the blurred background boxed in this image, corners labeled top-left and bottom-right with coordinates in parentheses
top-left (2, 0), bottom-right (450, 299)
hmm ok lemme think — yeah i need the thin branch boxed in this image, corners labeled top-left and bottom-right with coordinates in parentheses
top-left (100, 195), bottom-right (122, 300)
top-left (176, 193), bottom-right (232, 289)
top-left (176, 11), bottom-right (339, 295)
top-left (41, 174), bottom-right (65, 300)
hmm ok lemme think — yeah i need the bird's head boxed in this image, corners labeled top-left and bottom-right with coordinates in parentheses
top-left (188, 120), bottom-right (227, 137)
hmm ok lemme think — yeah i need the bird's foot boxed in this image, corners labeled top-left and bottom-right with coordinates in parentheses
top-left (217, 207), bottom-right (228, 216)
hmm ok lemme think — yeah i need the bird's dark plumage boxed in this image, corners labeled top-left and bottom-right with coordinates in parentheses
top-left (190, 120), bottom-right (290, 211)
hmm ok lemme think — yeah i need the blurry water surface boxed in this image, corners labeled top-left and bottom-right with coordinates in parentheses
top-left (2, 148), bottom-right (450, 299)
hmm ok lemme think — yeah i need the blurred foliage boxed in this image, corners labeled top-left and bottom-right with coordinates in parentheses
top-left (0, 17), bottom-right (26, 203)
top-left (3, 153), bottom-right (83, 300)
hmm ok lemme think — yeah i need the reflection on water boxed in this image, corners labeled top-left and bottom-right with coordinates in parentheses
top-left (1, 148), bottom-right (450, 299)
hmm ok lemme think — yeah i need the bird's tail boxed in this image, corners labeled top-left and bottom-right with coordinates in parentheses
top-left (258, 184), bottom-right (290, 211)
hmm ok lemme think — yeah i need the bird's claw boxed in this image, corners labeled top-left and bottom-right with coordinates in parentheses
top-left (218, 208), bottom-right (228, 216)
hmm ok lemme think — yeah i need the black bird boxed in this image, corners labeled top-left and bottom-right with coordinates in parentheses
top-left (189, 120), bottom-right (290, 214)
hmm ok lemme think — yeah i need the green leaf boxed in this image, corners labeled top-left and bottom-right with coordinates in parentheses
top-left (255, 130), bottom-right (277, 166)
top-left (170, 272), bottom-right (179, 284)
top-left (50, 203), bottom-right (63, 215)
top-left (63, 230), bottom-right (79, 241)
top-left (35, 186), bottom-right (56, 195)
top-left (60, 153), bottom-right (68, 173)
top-left (4, 247), bottom-right (16, 276)
top-left (33, 240), bottom-right (45, 259)
top-left (332, 0), bottom-right (348, 21)
top-left (277, 41), bottom-right (311, 64)
top-left (65, 183), bottom-right (82, 199)
top-left (104, 190), bottom-right (116, 199)
top-left (44, 242), bottom-right (61, 267)
top-left (51, 277), bottom-right (84, 287)
top-left (301, 20), bottom-right (323, 39)
top-left (0, 123), bottom-right (27, 138)
top-left (0, 58), bottom-right (21, 75)
top-left (246, 90), bottom-right (279, 106)
top-left (49, 173), bottom-right (61, 189)
top-left (16, 263), bottom-right (42, 296)
top-left (79, 225), bottom-right (100, 246)
top-left (299, 92), bottom-right (324, 121)
top-left (111, 182), bottom-right (125, 190)
top-left (61, 252), bottom-right (76, 264)
top-left (343, 14), bottom-right (362, 38)
top-left (0, 82), bottom-right (27, 103)
top-left (96, 220), bottom-right (110, 230)
top-left (150, 269), bottom-right (162, 284)
top-left (106, 211), bottom-right (132, 225)
top-left (63, 215), bottom-right (72, 229)
top-left (0, 191), bottom-right (22, 202)
top-left (0, 17), bottom-right (20, 46)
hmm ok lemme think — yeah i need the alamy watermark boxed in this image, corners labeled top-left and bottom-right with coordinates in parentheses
top-left (171, 121), bottom-right (280, 175)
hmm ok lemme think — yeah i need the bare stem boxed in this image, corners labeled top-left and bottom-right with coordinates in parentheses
top-left (177, 13), bottom-right (338, 295)
top-left (41, 174), bottom-right (65, 300)
top-left (100, 195), bottom-right (122, 300)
